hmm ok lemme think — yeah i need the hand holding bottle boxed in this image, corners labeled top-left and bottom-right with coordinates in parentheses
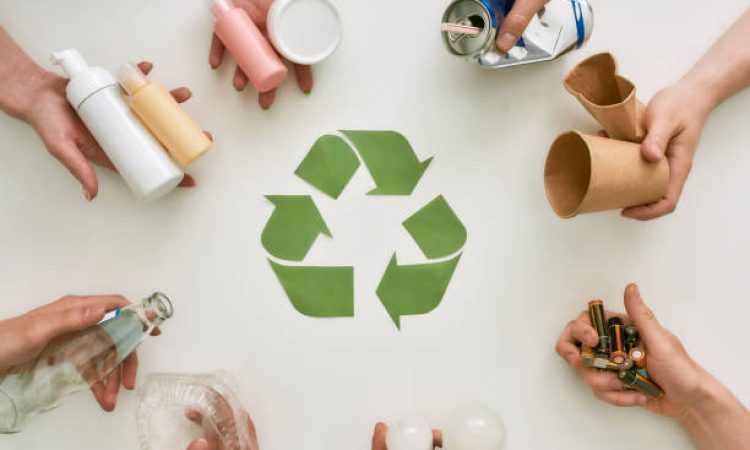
top-left (0, 295), bottom-right (155, 412)
top-left (0, 28), bottom-right (202, 200)
top-left (208, 0), bottom-right (314, 109)
top-left (555, 284), bottom-right (750, 450)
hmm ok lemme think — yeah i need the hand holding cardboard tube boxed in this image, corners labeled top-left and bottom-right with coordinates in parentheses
top-left (555, 284), bottom-right (750, 450)
top-left (544, 52), bottom-right (669, 218)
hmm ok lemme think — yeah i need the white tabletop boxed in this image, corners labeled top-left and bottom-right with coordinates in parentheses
top-left (1, 0), bottom-right (749, 449)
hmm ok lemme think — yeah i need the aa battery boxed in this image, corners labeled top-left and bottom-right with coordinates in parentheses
top-left (629, 346), bottom-right (647, 369)
top-left (624, 325), bottom-right (639, 352)
top-left (588, 300), bottom-right (609, 356)
top-left (607, 317), bottom-right (627, 364)
top-left (622, 370), bottom-right (664, 399)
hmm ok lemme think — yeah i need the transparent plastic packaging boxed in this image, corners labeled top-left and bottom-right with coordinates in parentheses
top-left (136, 371), bottom-right (252, 450)
top-left (0, 293), bottom-right (174, 433)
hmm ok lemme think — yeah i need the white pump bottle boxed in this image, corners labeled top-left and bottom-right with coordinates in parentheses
top-left (50, 49), bottom-right (183, 202)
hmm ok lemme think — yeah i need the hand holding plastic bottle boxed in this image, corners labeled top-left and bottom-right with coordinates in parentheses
top-left (0, 295), bottom-right (155, 412)
top-left (185, 405), bottom-right (259, 450)
top-left (0, 27), bottom-right (202, 201)
top-left (555, 284), bottom-right (750, 450)
top-left (208, 0), bottom-right (314, 109)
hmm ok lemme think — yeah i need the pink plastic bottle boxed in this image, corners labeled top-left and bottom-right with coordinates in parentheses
top-left (210, 0), bottom-right (288, 92)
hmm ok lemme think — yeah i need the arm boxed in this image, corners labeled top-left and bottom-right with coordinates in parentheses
top-left (555, 284), bottom-right (750, 450)
top-left (623, 8), bottom-right (750, 220)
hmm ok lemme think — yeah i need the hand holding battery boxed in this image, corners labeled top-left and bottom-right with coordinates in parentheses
top-left (556, 283), bottom-right (710, 418)
top-left (0, 295), bottom-right (158, 412)
top-left (208, 0), bottom-right (314, 109)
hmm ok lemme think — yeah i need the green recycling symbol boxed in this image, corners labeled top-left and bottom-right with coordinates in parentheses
top-left (262, 131), bottom-right (467, 329)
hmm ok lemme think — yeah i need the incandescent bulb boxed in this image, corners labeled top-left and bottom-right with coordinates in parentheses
top-left (386, 417), bottom-right (433, 450)
top-left (443, 404), bottom-right (506, 450)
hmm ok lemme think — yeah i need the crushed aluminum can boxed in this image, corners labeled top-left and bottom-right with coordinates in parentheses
top-left (441, 0), bottom-right (594, 68)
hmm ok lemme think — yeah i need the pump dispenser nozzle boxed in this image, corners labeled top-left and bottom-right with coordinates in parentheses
top-left (50, 49), bottom-right (89, 78)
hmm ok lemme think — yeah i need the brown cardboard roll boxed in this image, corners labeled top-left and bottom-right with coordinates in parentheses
top-left (544, 130), bottom-right (668, 218)
top-left (564, 53), bottom-right (646, 142)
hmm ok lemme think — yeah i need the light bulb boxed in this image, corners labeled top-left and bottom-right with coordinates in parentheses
top-left (386, 417), bottom-right (433, 450)
top-left (443, 404), bottom-right (506, 450)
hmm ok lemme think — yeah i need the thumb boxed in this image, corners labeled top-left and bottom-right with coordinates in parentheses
top-left (372, 422), bottom-right (388, 450)
top-left (623, 283), bottom-right (665, 344)
top-left (495, 0), bottom-right (545, 51)
top-left (187, 439), bottom-right (209, 450)
top-left (641, 116), bottom-right (676, 163)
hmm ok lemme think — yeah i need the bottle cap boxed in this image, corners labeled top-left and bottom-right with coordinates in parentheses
top-left (267, 0), bottom-right (343, 65)
top-left (210, 0), bottom-right (234, 19)
top-left (50, 48), bottom-right (117, 109)
top-left (116, 63), bottom-right (148, 96)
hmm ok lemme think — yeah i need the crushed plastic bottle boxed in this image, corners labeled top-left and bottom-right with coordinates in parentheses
top-left (136, 371), bottom-right (253, 450)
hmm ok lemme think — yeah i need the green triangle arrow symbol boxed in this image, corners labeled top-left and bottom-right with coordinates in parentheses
top-left (262, 195), bottom-right (331, 261)
top-left (403, 195), bottom-right (467, 259)
top-left (295, 135), bottom-right (361, 199)
top-left (341, 130), bottom-right (432, 196)
top-left (376, 253), bottom-right (461, 329)
top-left (269, 260), bottom-right (354, 317)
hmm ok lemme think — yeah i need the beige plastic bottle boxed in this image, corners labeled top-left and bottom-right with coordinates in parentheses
top-left (117, 63), bottom-right (211, 167)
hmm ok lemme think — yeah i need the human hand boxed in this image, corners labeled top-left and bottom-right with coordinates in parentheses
top-left (371, 422), bottom-right (443, 450)
top-left (0, 295), bottom-right (157, 412)
top-left (19, 62), bottom-right (199, 201)
top-left (185, 407), bottom-right (259, 450)
top-left (208, 0), bottom-right (314, 109)
top-left (495, 0), bottom-right (547, 52)
top-left (555, 283), bottom-right (712, 418)
top-left (621, 80), bottom-right (714, 220)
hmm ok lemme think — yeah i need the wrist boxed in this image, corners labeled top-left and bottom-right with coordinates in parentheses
top-left (678, 369), bottom-right (745, 428)
top-left (679, 67), bottom-right (727, 114)
top-left (0, 57), bottom-right (51, 123)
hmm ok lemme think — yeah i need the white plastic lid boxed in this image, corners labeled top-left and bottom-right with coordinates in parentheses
top-left (267, 0), bottom-right (342, 65)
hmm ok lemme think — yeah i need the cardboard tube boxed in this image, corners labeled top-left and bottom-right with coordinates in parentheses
top-left (564, 53), bottom-right (646, 142)
top-left (544, 130), bottom-right (668, 218)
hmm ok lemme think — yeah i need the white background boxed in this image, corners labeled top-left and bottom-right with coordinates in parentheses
top-left (1, 0), bottom-right (749, 449)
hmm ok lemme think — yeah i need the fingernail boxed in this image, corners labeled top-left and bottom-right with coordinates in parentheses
top-left (633, 284), bottom-right (641, 298)
top-left (497, 33), bottom-right (517, 51)
top-left (83, 189), bottom-right (93, 201)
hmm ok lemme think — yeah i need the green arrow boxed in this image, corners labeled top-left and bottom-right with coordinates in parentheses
top-left (261, 195), bottom-right (331, 261)
top-left (376, 253), bottom-right (461, 329)
top-left (269, 260), bottom-right (354, 317)
top-left (340, 130), bottom-right (432, 195)
top-left (295, 135), bottom-right (361, 199)
top-left (403, 195), bottom-right (467, 259)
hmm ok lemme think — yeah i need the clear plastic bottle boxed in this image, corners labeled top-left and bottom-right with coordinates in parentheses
top-left (0, 293), bottom-right (174, 433)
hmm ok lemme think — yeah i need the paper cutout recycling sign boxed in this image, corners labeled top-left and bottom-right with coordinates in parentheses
top-left (262, 131), bottom-right (467, 329)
